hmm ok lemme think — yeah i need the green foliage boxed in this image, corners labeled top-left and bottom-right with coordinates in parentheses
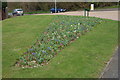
top-left (2, 2), bottom-right (7, 9)
top-left (7, 2), bottom-right (118, 12)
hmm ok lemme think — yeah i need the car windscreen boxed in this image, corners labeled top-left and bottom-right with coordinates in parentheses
top-left (17, 10), bottom-right (23, 11)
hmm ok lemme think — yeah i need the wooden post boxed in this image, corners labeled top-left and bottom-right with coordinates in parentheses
top-left (5, 7), bottom-right (8, 19)
top-left (55, 0), bottom-right (57, 13)
top-left (0, 10), bottom-right (2, 20)
top-left (2, 8), bottom-right (5, 20)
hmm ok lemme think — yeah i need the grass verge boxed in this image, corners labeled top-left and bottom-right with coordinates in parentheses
top-left (24, 11), bottom-right (50, 14)
top-left (95, 5), bottom-right (119, 10)
top-left (2, 15), bottom-right (118, 78)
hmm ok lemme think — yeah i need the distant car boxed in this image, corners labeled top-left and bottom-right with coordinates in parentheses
top-left (50, 8), bottom-right (66, 13)
top-left (12, 9), bottom-right (24, 16)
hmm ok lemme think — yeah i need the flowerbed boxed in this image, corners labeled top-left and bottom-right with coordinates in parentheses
top-left (16, 16), bottom-right (104, 68)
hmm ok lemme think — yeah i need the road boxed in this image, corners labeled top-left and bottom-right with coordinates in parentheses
top-left (33, 8), bottom-right (119, 21)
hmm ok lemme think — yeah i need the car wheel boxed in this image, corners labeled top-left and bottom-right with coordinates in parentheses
top-left (51, 11), bottom-right (53, 13)
top-left (58, 11), bottom-right (60, 13)
top-left (13, 14), bottom-right (17, 16)
top-left (12, 13), bottom-right (14, 16)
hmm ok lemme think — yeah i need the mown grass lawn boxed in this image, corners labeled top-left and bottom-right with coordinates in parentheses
top-left (24, 11), bottom-right (50, 14)
top-left (95, 5), bottom-right (119, 10)
top-left (2, 15), bottom-right (118, 78)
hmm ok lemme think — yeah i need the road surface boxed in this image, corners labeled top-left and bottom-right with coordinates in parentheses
top-left (33, 8), bottom-right (119, 21)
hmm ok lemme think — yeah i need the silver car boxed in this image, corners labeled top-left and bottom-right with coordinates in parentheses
top-left (12, 9), bottom-right (24, 16)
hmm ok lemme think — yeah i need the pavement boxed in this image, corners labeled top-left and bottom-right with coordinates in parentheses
top-left (100, 48), bottom-right (118, 78)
